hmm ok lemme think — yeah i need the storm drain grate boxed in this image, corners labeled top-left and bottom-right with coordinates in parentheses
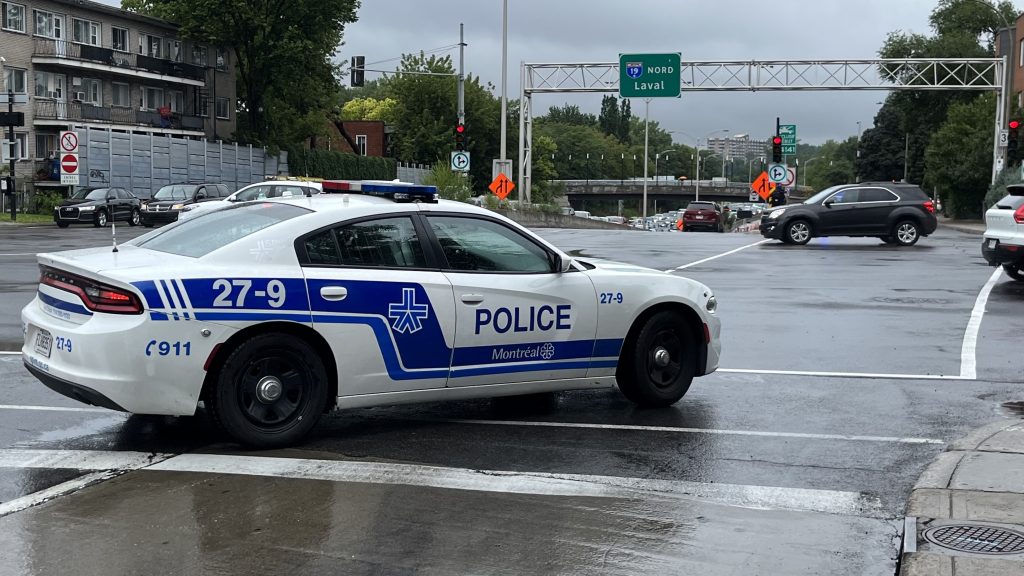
top-left (923, 524), bottom-right (1024, 555)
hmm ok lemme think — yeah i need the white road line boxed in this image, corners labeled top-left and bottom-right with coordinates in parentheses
top-left (0, 470), bottom-right (115, 517)
top-left (434, 419), bottom-right (944, 444)
top-left (0, 253), bottom-right (37, 256)
top-left (149, 453), bottom-right (885, 517)
top-left (0, 404), bottom-right (111, 413)
top-left (716, 368), bottom-right (970, 381)
top-left (0, 449), bottom-right (171, 471)
top-left (960, 267), bottom-right (1002, 380)
top-left (664, 239), bottom-right (771, 272)
top-left (0, 351), bottom-right (22, 355)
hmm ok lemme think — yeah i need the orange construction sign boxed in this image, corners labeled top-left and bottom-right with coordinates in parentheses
top-left (489, 173), bottom-right (515, 200)
top-left (751, 171), bottom-right (776, 201)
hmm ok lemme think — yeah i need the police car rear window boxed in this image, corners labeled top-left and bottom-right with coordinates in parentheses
top-left (135, 203), bottom-right (311, 258)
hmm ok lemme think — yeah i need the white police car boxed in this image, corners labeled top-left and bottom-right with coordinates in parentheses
top-left (177, 179), bottom-right (323, 221)
top-left (22, 181), bottom-right (721, 448)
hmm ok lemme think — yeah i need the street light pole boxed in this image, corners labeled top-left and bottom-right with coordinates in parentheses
top-left (499, 0), bottom-right (508, 164)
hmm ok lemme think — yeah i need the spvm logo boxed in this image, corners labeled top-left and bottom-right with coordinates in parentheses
top-left (625, 62), bottom-right (643, 79)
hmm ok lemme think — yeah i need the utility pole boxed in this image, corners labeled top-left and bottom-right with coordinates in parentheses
top-left (6, 88), bottom-right (17, 221)
top-left (499, 0), bottom-right (508, 164)
top-left (457, 23), bottom-right (465, 125)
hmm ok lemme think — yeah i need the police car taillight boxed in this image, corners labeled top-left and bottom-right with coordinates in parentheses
top-left (321, 180), bottom-right (439, 203)
top-left (40, 266), bottom-right (143, 315)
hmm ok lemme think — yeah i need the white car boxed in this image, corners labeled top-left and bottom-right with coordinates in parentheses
top-left (22, 181), bottom-right (721, 448)
top-left (982, 184), bottom-right (1024, 281)
top-left (177, 180), bottom-right (323, 220)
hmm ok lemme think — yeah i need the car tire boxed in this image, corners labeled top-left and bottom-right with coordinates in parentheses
top-left (93, 209), bottom-right (108, 228)
top-left (785, 220), bottom-right (812, 245)
top-left (128, 208), bottom-right (141, 227)
top-left (892, 220), bottom-right (920, 246)
top-left (617, 311), bottom-right (696, 408)
top-left (56, 222), bottom-right (69, 228)
top-left (208, 333), bottom-right (329, 448)
top-left (1004, 264), bottom-right (1024, 282)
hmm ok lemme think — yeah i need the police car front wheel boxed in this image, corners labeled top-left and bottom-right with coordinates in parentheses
top-left (618, 311), bottom-right (696, 408)
top-left (208, 333), bottom-right (329, 448)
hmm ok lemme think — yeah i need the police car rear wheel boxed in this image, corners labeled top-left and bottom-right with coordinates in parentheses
top-left (210, 333), bottom-right (328, 448)
top-left (619, 311), bottom-right (696, 407)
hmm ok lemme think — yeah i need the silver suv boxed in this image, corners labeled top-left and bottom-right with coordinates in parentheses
top-left (982, 184), bottom-right (1024, 281)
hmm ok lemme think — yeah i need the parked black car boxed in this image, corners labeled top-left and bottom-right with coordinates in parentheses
top-left (54, 187), bottom-right (142, 228)
top-left (141, 183), bottom-right (231, 227)
top-left (760, 182), bottom-right (938, 246)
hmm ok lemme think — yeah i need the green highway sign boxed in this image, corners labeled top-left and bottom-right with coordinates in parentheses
top-left (779, 124), bottom-right (797, 145)
top-left (619, 53), bottom-right (681, 98)
top-left (782, 144), bottom-right (797, 155)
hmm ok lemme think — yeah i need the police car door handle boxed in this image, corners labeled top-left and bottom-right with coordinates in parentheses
top-left (320, 286), bottom-right (348, 301)
top-left (460, 294), bottom-right (485, 305)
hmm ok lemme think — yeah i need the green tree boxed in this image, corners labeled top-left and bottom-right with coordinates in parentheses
top-left (340, 97), bottom-right (399, 123)
top-left (543, 104), bottom-right (597, 127)
top-left (618, 99), bottom-right (632, 144)
top-left (924, 94), bottom-right (995, 218)
top-left (598, 95), bottom-right (620, 139)
top-left (858, 103), bottom-right (907, 182)
top-left (122, 0), bottom-right (360, 148)
top-left (530, 135), bottom-right (559, 203)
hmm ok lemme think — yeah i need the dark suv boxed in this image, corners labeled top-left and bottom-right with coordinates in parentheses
top-left (760, 182), bottom-right (938, 246)
top-left (54, 187), bottom-right (142, 228)
top-left (141, 182), bottom-right (230, 227)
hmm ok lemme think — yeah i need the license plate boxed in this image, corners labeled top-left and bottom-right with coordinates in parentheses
top-left (34, 329), bottom-right (53, 358)
top-left (986, 238), bottom-right (997, 249)
top-left (696, 215), bottom-right (704, 219)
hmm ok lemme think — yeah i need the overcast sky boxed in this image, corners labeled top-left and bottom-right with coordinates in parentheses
top-left (98, 0), bottom-right (949, 145)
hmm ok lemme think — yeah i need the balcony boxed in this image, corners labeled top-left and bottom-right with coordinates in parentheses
top-left (32, 39), bottom-right (207, 86)
top-left (34, 100), bottom-right (206, 133)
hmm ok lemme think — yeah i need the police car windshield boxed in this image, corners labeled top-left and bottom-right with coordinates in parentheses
top-left (135, 203), bottom-right (311, 258)
top-left (153, 185), bottom-right (196, 201)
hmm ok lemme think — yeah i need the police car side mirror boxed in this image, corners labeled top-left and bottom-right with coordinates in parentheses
top-left (555, 255), bottom-right (574, 273)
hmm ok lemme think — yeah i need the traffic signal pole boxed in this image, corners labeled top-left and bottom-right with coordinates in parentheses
top-left (457, 24), bottom-right (465, 126)
top-left (7, 89), bottom-right (15, 221)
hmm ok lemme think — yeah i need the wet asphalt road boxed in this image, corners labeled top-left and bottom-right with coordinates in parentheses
top-left (0, 222), bottom-right (1021, 575)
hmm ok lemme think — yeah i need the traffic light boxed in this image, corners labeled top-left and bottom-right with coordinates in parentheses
top-left (350, 56), bottom-right (365, 87)
top-left (455, 122), bottom-right (466, 151)
top-left (1009, 119), bottom-right (1020, 165)
top-left (771, 136), bottom-right (783, 163)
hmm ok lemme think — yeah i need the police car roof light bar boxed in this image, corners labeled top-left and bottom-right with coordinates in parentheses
top-left (321, 180), bottom-right (439, 203)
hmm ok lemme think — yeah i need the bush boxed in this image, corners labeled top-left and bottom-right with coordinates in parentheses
top-left (424, 164), bottom-right (472, 202)
top-left (984, 168), bottom-right (1023, 212)
top-left (32, 191), bottom-right (65, 215)
top-left (286, 147), bottom-right (397, 180)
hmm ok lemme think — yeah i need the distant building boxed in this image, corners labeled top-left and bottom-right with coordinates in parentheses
top-left (1, 0), bottom-right (235, 192)
top-left (707, 134), bottom-right (768, 159)
top-left (320, 120), bottom-right (387, 157)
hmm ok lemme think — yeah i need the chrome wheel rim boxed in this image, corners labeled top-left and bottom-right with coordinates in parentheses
top-left (897, 223), bottom-right (917, 244)
top-left (789, 222), bottom-right (809, 243)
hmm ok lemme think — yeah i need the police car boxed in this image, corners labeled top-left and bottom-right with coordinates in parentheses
top-left (177, 178), bottom-right (323, 221)
top-left (21, 181), bottom-right (722, 448)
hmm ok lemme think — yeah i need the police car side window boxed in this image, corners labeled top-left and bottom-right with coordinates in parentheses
top-left (427, 216), bottom-right (552, 273)
top-left (304, 217), bottom-right (426, 268)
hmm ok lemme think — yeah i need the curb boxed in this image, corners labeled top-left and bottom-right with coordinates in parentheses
top-left (939, 222), bottom-right (985, 236)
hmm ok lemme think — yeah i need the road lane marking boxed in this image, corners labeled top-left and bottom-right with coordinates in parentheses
top-left (0, 404), bottom-right (112, 413)
top-left (432, 419), bottom-right (945, 444)
top-left (0, 253), bottom-right (37, 257)
top-left (148, 453), bottom-right (886, 517)
top-left (716, 368), bottom-right (970, 381)
top-left (664, 239), bottom-right (771, 272)
top-left (0, 449), bottom-right (885, 517)
top-left (0, 351), bottom-right (23, 355)
top-left (0, 470), bottom-right (116, 517)
top-left (960, 267), bottom-right (1002, 380)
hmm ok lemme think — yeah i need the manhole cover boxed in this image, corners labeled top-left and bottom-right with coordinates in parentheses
top-left (924, 524), bottom-right (1024, 555)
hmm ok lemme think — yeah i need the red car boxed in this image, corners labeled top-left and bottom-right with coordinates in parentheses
top-left (683, 201), bottom-right (724, 232)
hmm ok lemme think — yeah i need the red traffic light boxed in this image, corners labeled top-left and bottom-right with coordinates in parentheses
top-left (772, 136), bottom-right (782, 145)
top-left (456, 124), bottom-right (465, 133)
top-left (1010, 120), bottom-right (1021, 130)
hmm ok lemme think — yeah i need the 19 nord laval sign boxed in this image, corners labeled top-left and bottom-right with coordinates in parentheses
top-left (619, 53), bottom-right (681, 98)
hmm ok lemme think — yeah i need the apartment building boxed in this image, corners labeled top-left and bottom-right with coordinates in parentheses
top-left (706, 134), bottom-right (769, 159)
top-left (1, 0), bottom-right (235, 188)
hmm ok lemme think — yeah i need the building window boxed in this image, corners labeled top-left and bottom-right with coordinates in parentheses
top-left (356, 134), bottom-right (367, 156)
top-left (34, 71), bottom-right (64, 99)
top-left (33, 9), bottom-right (62, 39)
top-left (3, 68), bottom-right (27, 94)
top-left (143, 87), bottom-right (164, 111)
top-left (35, 134), bottom-right (56, 158)
top-left (215, 47), bottom-right (227, 70)
top-left (142, 34), bottom-right (161, 58)
top-left (79, 78), bottom-right (101, 105)
top-left (167, 40), bottom-right (182, 62)
top-left (215, 97), bottom-right (229, 119)
top-left (1020, 39), bottom-right (1024, 68)
top-left (112, 26), bottom-right (128, 52)
top-left (111, 82), bottom-right (129, 107)
top-left (72, 18), bottom-right (99, 45)
top-left (2, 133), bottom-right (28, 161)
top-left (198, 96), bottom-right (209, 117)
top-left (2, 2), bottom-right (26, 33)
top-left (191, 45), bottom-right (207, 67)
top-left (168, 90), bottom-right (183, 113)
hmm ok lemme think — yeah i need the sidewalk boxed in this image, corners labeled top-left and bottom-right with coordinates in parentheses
top-left (939, 216), bottom-right (985, 236)
top-left (900, 419), bottom-right (1024, 575)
